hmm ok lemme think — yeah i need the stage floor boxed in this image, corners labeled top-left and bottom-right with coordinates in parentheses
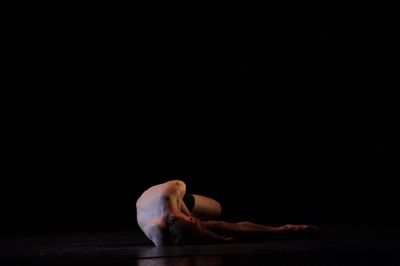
top-left (1, 225), bottom-right (399, 265)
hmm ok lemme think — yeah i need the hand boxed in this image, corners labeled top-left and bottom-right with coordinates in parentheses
top-left (283, 224), bottom-right (319, 233)
top-left (222, 236), bottom-right (236, 242)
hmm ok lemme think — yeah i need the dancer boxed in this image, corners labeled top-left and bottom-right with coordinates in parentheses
top-left (136, 180), bottom-right (318, 246)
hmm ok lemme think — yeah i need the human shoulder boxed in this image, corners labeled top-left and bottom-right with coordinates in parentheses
top-left (160, 180), bottom-right (186, 195)
top-left (163, 180), bottom-right (186, 187)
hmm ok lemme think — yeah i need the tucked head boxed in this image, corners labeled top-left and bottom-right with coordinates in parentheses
top-left (167, 216), bottom-right (204, 245)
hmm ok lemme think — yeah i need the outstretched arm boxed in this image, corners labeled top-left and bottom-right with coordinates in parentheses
top-left (202, 220), bottom-right (318, 237)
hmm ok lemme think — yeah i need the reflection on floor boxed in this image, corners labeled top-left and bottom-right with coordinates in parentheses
top-left (1, 225), bottom-right (399, 265)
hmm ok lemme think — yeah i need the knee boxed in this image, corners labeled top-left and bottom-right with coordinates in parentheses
top-left (216, 202), bottom-right (222, 216)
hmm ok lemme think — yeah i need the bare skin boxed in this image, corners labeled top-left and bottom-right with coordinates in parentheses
top-left (200, 220), bottom-right (319, 242)
top-left (136, 180), bottom-right (221, 246)
top-left (136, 180), bottom-right (318, 246)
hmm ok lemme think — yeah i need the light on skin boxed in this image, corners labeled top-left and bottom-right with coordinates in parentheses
top-left (136, 180), bottom-right (318, 246)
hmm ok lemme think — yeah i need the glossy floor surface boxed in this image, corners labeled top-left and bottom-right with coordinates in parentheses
top-left (1, 225), bottom-right (399, 265)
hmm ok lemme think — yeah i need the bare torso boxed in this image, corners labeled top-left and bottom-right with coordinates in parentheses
top-left (136, 180), bottom-right (193, 245)
top-left (137, 181), bottom-right (318, 245)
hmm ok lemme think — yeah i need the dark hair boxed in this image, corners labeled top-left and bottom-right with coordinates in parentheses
top-left (168, 217), bottom-right (203, 245)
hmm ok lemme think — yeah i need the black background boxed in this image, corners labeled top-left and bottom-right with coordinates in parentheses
top-left (2, 4), bottom-right (399, 234)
